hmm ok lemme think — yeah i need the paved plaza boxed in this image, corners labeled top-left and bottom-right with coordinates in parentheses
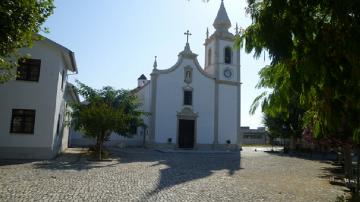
top-left (0, 147), bottom-right (345, 202)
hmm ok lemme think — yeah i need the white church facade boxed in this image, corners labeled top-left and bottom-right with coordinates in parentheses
top-left (135, 1), bottom-right (242, 150)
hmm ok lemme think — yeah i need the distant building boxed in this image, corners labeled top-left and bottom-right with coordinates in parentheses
top-left (0, 36), bottom-right (79, 159)
top-left (240, 127), bottom-right (269, 145)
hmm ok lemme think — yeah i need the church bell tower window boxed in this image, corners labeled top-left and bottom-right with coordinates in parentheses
top-left (224, 47), bottom-right (232, 64)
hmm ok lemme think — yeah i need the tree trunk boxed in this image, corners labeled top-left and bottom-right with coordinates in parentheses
top-left (343, 144), bottom-right (353, 179)
top-left (95, 133), bottom-right (104, 160)
top-left (290, 136), bottom-right (295, 149)
top-left (99, 141), bottom-right (102, 160)
top-left (95, 136), bottom-right (100, 151)
top-left (142, 126), bottom-right (146, 148)
top-left (337, 146), bottom-right (343, 165)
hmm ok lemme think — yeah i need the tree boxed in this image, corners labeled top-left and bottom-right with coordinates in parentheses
top-left (250, 65), bottom-right (305, 150)
top-left (239, 0), bottom-right (360, 191)
top-left (240, 0), bottom-right (360, 141)
top-left (260, 99), bottom-right (304, 151)
top-left (0, 0), bottom-right (54, 83)
top-left (71, 81), bottom-right (145, 160)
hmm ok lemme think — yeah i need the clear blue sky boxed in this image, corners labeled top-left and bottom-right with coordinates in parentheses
top-left (42, 0), bottom-right (270, 129)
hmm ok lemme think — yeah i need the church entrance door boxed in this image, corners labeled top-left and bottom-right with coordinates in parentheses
top-left (178, 119), bottom-right (195, 148)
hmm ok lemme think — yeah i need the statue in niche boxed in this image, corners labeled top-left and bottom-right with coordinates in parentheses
top-left (184, 70), bottom-right (192, 84)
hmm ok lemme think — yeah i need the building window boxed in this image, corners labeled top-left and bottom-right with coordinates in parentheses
top-left (61, 70), bottom-right (66, 90)
top-left (17, 59), bottom-right (41, 81)
top-left (10, 109), bottom-right (36, 134)
top-left (208, 48), bottom-right (212, 65)
top-left (184, 90), bottom-right (192, 106)
top-left (224, 47), bottom-right (232, 64)
top-left (56, 114), bottom-right (61, 136)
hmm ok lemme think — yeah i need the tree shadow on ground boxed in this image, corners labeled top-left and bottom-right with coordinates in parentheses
top-left (32, 152), bottom-right (122, 171)
top-left (109, 148), bottom-right (242, 199)
top-left (264, 150), bottom-right (338, 162)
top-left (0, 159), bottom-right (39, 167)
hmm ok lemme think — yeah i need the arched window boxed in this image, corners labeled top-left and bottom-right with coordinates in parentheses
top-left (208, 48), bottom-right (212, 65)
top-left (224, 47), bottom-right (232, 64)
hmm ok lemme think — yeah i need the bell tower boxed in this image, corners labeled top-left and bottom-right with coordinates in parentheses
top-left (204, 0), bottom-right (242, 148)
top-left (204, 0), bottom-right (240, 83)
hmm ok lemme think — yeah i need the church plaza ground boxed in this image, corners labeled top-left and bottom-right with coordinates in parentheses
top-left (0, 147), bottom-right (346, 202)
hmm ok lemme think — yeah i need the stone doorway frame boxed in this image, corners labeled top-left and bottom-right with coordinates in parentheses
top-left (176, 107), bottom-right (198, 149)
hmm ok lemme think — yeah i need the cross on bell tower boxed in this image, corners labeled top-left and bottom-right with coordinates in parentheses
top-left (184, 30), bottom-right (192, 44)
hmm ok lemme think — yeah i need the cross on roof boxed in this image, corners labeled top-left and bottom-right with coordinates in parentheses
top-left (184, 30), bottom-right (192, 44)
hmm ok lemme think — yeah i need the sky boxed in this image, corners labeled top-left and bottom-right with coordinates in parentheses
top-left (42, 0), bottom-right (270, 129)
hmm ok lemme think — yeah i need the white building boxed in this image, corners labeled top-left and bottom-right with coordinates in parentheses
top-left (136, 1), bottom-right (241, 150)
top-left (0, 36), bottom-right (79, 159)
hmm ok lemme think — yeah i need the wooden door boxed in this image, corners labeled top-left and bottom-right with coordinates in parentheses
top-left (178, 119), bottom-right (195, 148)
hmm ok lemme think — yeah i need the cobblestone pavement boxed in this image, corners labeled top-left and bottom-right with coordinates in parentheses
top-left (0, 147), bottom-right (346, 202)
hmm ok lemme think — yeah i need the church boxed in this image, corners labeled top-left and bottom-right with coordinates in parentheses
top-left (135, 1), bottom-right (241, 150)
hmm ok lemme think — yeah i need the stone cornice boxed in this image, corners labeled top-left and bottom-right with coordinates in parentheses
top-left (204, 31), bottom-right (235, 46)
top-left (216, 80), bottom-right (241, 86)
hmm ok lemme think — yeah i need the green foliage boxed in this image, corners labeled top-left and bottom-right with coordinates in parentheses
top-left (261, 96), bottom-right (304, 140)
top-left (240, 0), bottom-right (360, 142)
top-left (71, 81), bottom-right (146, 154)
top-left (0, 0), bottom-right (54, 83)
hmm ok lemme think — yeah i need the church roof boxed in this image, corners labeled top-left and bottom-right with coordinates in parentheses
top-left (138, 74), bottom-right (147, 80)
top-left (213, 0), bottom-right (231, 32)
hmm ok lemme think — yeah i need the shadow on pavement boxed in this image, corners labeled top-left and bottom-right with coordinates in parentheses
top-left (2, 147), bottom-right (242, 199)
top-left (263, 150), bottom-right (338, 161)
top-left (32, 152), bottom-right (122, 171)
top-left (108, 148), bottom-right (242, 199)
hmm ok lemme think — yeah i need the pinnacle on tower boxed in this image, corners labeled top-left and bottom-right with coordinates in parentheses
top-left (153, 56), bottom-right (157, 69)
top-left (213, 0), bottom-right (231, 32)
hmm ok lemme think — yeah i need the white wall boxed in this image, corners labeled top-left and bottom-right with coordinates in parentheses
top-left (136, 82), bottom-right (151, 143)
top-left (155, 58), bottom-right (215, 144)
top-left (0, 41), bottom-right (63, 150)
top-left (51, 57), bottom-right (68, 151)
top-left (218, 84), bottom-right (238, 144)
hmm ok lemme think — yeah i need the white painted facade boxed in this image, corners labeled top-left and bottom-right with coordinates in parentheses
top-left (0, 37), bottom-right (78, 159)
top-left (153, 57), bottom-right (216, 145)
top-left (136, 1), bottom-right (242, 149)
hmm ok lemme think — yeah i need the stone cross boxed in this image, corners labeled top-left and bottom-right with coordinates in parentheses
top-left (184, 30), bottom-right (192, 43)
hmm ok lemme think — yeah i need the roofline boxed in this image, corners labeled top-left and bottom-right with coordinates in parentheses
top-left (69, 51), bottom-right (78, 73)
top-left (132, 80), bottom-right (151, 94)
top-left (36, 34), bottom-right (78, 73)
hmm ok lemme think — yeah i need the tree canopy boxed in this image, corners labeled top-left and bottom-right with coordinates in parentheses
top-left (0, 0), bottom-right (54, 83)
top-left (239, 0), bottom-right (360, 142)
top-left (71, 81), bottom-right (145, 159)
